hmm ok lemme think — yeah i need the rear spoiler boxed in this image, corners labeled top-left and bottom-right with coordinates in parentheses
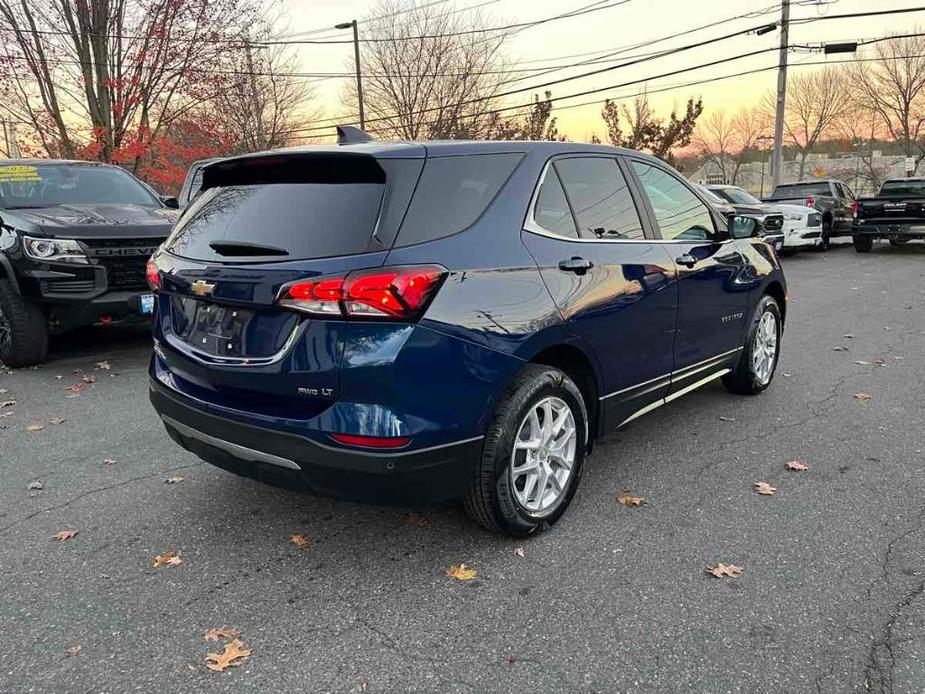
top-left (201, 151), bottom-right (385, 191)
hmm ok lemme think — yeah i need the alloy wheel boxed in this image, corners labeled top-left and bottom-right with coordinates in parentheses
top-left (752, 310), bottom-right (778, 385)
top-left (510, 396), bottom-right (577, 515)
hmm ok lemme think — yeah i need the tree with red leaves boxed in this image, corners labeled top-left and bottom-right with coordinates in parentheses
top-left (0, 0), bottom-right (310, 192)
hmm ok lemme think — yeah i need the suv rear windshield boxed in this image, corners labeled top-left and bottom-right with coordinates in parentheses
top-left (878, 180), bottom-right (925, 197)
top-left (770, 182), bottom-right (831, 198)
top-left (164, 156), bottom-right (421, 261)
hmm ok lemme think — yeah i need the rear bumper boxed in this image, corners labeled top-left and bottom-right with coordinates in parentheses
top-left (853, 223), bottom-right (925, 238)
top-left (149, 379), bottom-right (482, 505)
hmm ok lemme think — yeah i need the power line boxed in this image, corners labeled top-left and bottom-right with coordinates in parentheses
top-left (293, 5), bottom-right (925, 131)
top-left (0, 0), bottom-right (627, 46)
top-left (256, 0), bottom-right (631, 45)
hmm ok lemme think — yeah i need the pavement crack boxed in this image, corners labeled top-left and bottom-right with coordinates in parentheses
top-left (0, 461), bottom-right (206, 535)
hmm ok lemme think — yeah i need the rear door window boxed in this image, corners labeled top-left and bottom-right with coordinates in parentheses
top-left (532, 167), bottom-right (578, 238)
top-left (394, 153), bottom-right (522, 247)
top-left (555, 157), bottom-right (645, 240)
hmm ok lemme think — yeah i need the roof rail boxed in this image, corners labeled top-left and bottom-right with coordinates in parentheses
top-left (336, 125), bottom-right (374, 145)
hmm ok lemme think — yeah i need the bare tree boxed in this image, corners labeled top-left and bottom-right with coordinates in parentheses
top-left (483, 91), bottom-right (563, 141)
top-left (766, 66), bottom-right (852, 179)
top-left (344, 0), bottom-right (510, 140)
top-left (213, 34), bottom-right (320, 152)
top-left (835, 103), bottom-right (890, 195)
top-left (851, 32), bottom-right (925, 174)
top-left (0, 0), bottom-right (256, 164)
top-left (694, 106), bottom-right (769, 184)
top-left (601, 90), bottom-right (702, 166)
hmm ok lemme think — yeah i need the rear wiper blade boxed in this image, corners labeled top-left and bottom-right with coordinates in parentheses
top-left (208, 240), bottom-right (289, 256)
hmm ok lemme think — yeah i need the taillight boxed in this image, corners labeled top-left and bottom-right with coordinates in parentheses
top-left (278, 265), bottom-right (446, 320)
top-left (851, 201), bottom-right (859, 218)
top-left (329, 433), bottom-right (412, 449)
top-left (146, 259), bottom-right (160, 292)
top-left (806, 196), bottom-right (815, 207)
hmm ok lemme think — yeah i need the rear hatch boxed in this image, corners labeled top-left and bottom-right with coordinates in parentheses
top-left (151, 150), bottom-right (424, 417)
top-left (859, 180), bottom-right (925, 224)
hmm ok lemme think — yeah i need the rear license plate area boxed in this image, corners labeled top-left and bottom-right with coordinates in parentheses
top-left (173, 297), bottom-right (256, 358)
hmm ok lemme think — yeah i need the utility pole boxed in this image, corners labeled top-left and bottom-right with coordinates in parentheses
top-left (336, 20), bottom-right (365, 129)
top-left (770, 0), bottom-right (790, 190)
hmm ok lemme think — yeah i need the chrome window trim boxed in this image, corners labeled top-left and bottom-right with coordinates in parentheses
top-left (523, 156), bottom-right (652, 244)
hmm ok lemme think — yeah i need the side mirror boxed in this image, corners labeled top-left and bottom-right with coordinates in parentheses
top-left (160, 195), bottom-right (180, 209)
top-left (729, 214), bottom-right (760, 240)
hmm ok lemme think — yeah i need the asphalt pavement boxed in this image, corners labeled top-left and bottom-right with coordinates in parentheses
top-left (1, 241), bottom-right (924, 693)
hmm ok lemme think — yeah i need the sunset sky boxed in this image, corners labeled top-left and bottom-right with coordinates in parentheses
top-left (276, 0), bottom-right (922, 142)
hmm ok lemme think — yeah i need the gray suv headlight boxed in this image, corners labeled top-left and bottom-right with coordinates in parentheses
top-left (22, 236), bottom-right (89, 264)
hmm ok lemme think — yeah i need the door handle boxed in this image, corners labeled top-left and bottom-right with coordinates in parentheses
top-left (558, 257), bottom-right (593, 275)
top-left (675, 253), bottom-right (697, 268)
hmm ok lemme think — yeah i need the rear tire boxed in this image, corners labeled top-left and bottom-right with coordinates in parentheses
top-left (854, 236), bottom-right (873, 253)
top-left (723, 295), bottom-right (781, 396)
top-left (0, 279), bottom-right (49, 367)
top-left (464, 364), bottom-right (588, 536)
top-left (815, 220), bottom-right (832, 251)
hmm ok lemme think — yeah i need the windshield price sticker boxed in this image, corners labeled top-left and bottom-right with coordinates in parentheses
top-left (0, 165), bottom-right (42, 183)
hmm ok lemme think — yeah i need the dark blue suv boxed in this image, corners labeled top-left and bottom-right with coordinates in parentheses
top-left (147, 138), bottom-right (786, 536)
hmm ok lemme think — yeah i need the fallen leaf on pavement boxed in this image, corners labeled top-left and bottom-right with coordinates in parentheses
top-left (705, 563), bottom-right (743, 578)
top-left (854, 360), bottom-right (872, 365)
top-left (95, 361), bottom-right (111, 370)
top-left (153, 550), bottom-right (183, 568)
top-left (204, 627), bottom-right (240, 642)
top-left (0, 399), bottom-right (15, 408)
top-left (514, 546), bottom-right (525, 558)
top-left (26, 422), bottom-right (45, 431)
top-left (785, 460), bottom-right (809, 471)
top-left (26, 480), bottom-right (44, 490)
top-left (873, 358), bottom-right (888, 367)
top-left (832, 346), bottom-right (849, 352)
top-left (64, 384), bottom-right (83, 394)
top-left (289, 533), bottom-right (311, 549)
top-left (854, 393), bottom-right (873, 401)
top-left (0, 388), bottom-right (7, 394)
top-left (102, 458), bottom-right (117, 465)
top-left (81, 375), bottom-right (96, 384)
top-left (507, 655), bottom-right (516, 664)
top-left (617, 492), bottom-right (645, 506)
top-left (718, 415), bottom-right (736, 422)
top-left (753, 481), bottom-right (777, 496)
top-left (0, 412), bottom-right (12, 418)
top-left (843, 334), bottom-right (855, 339)
top-left (446, 564), bottom-right (477, 581)
top-left (406, 512), bottom-right (429, 527)
top-left (66, 645), bottom-right (82, 657)
top-left (165, 476), bottom-right (185, 484)
top-left (53, 530), bottom-right (78, 541)
top-left (47, 417), bottom-right (66, 425)
top-left (205, 639), bottom-right (252, 672)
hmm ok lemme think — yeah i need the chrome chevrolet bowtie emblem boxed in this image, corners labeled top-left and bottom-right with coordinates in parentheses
top-left (190, 280), bottom-right (216, 296)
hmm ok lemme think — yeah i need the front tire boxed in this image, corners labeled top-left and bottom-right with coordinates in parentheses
top-left (0, 279), bottom-right (49, 368)
top-left (723, 295), bottom-right (781, 395)
top-left (464, 364), bottom-right (588, 536)
top-left (854, 235), bottom-right (873, 253)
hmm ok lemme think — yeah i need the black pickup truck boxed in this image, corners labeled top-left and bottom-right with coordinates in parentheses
top-left (0, 160), bottom-right (178, 366)
top-left (764, 179), bottom-right (856, 250)
top-left (852, 178), bottom-right (925, 252)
